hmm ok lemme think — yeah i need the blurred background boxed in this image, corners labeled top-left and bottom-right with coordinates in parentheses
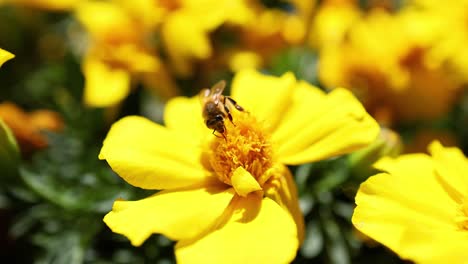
top-left (0, 0), bottom-right (466, 263)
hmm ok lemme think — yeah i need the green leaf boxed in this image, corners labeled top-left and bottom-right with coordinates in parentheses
top-left (320, 208), bottom-right (351, 264)
top-left (0, 119), bottom-right (20, 178)
top-left (301, 219), bottom-right (324, 258)
top-left (268, 46), bottom-right (319, 85)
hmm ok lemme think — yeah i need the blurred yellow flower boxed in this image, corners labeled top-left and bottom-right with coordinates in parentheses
top-left (316, 7), bottom-right (462, 123)
top-left (100, 69), bottom-right (379, 263)
top-left (309, 0), bottom-right (360, 49)
top-left (161, 0), bottom-right (254, 76)
top-left (75, 0), bottom-right (178, 107)
top-left (221, 2), bottom-right (309, 72)
top-left (352, 141), bottom-right (468, 263)
top-left (413, 0), bottom-right (468, 84)
top-left (0, 48), bottom-right (14, 66)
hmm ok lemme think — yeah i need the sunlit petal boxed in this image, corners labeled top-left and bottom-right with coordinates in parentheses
top-left (100, 116), bottom-right (213, 189)
top-left (0, 48), bottom-right (14, 67)
top-left (429, 141), bottom-right (468, 202)
top-left (231, 166), bottom-right (262, 197)
top-left (276, 88), bottom-right (380, 164)
top-left (176, 194), bottom-right (298, 264)
top-left (163, 96), bottom-right (207, 141)
top-left (264, 164), bottom-right (305, 243)
top-left (104, 185), bottom-right (234, 246)
top-left (230, 69), bottom-right (296, 130)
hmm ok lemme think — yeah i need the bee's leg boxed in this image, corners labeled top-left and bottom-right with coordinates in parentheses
top-left (225, 97), bottom-right (245, 112)
top-left (223, 104), bottom-right (234, 125)
top-left (222, 124), bottom-right (227, 140)
top-left (212, 130), bottom-right (224, 139)
top-left (211, 128), bottom-right (227, 140)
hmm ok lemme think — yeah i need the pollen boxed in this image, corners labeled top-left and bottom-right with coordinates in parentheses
top-left (207, 113), bottom-right (274, 187)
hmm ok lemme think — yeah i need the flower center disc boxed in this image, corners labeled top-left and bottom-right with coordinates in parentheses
top-left (208, 113), bottom-right (273, 186)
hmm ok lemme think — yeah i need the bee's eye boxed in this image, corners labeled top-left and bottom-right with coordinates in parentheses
top-left (216, 115), bottom-right (223, 121)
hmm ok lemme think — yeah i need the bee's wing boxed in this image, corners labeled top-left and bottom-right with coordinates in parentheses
top-left (210, 80), bottom-right (226, 104)
top-left (199, 88), bottom-right (211, 104)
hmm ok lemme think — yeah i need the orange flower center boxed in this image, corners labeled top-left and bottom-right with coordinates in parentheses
top-left (456, 197), bottom-right (468, 230)
top-left (207, 113), bottom-right (273, 188)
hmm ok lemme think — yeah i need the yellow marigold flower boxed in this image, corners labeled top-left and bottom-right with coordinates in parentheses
top-left (161, 0), bottom-right (254, 76)
top-left (412, 0), bottom-right (468, 84)
top-left (223, 5), bottom-right (308, 72)
top-left (309, 0), bottom-right (360, 49)
top-left (100, 69), bottom-right (379, 263)
top-left (352, 141), bottom-right (468, 263)
top-left (317, 8), bottom-right (461, 123)
top-left (0, 48), bottom-right (14, 67)
top-left (75, 0), bottom-right (178, 107)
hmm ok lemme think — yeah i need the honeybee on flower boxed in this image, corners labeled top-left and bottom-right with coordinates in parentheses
top-left (200, 80), bottom-right (246, 138)
top-left (100, 69), bottom-right (380, 263)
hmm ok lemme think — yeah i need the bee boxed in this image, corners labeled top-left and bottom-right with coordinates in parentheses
top-left (200, 80), bottom-right (245, 138)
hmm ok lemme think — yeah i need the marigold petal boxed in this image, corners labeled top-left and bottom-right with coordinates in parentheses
top-left (397, 228), bottom-right (468, 263)
top-left (230, 69), bottom-right (296, 130)
top-left (353, 167), bottom-right (458, 258)
top-left (162, 11), bottom-right (211, 76)
top-left (264, 165), bottom-right (305, 244)
top-left (271, 81), bottom-right (326, 144)
top-left (100, 116), bottom-right (213, 190)
top-left (231, 167), bottom-right (262, 197)
top-left (163, 96), bottom-right (207, 140)
top-left (75, 1), bottom-right (136, 41)
top-left (276, 88), bottom-right (380, 164)
top-left (104, 185), bottom-right (234, 246)
top-left (83, 57), bottom-right (130, 107)
top-left (0, 48), bottom-right (14, 67)
top-left (175, 194), bottom-right (298, 264)
top-left (429, 141), bottom-right (468, 202)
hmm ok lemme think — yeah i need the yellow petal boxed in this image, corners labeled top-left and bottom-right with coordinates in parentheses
top-left (0, 48), bottom-right (14, 67)
top-left (83, 57), bottom-right (130, 107)
top-left (228, 50), bottom-right (262, 72)
top-left (162, 11), bottom-right (211, 76)
top-left (396, 228), bottom-right (468, 263)
top-left (163, 96), bottom-right (207, 140)
top-left (75, 1), bottom-right (136, 41)
top-left (231, 166), bottom-right (262, 197)
top-left (369, 154), bottom-right (458, 222)
top-left (104, 185), bottom-right (234, 246)
top-left (271, 80), bottom-right (326, 144)
top-left (353, 159), bottom-right (459, 257)
top-left (100, 116), bottom-right (213, 190)
top-left (264, 164), bottom-right (305, 244)
top-left (276, 88), bottom-right (380, 165)
top-left (176, 194), bottom-right (299, 264)
top-left (429, 141), bottom-right (468, 202)
top-left (230, 69), bottom-right (296, 130)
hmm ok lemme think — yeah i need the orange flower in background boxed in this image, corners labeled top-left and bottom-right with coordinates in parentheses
top-left (100, 70), bottom-right (380, 263)
top-left (0, 102), bottom-right (63, 154)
